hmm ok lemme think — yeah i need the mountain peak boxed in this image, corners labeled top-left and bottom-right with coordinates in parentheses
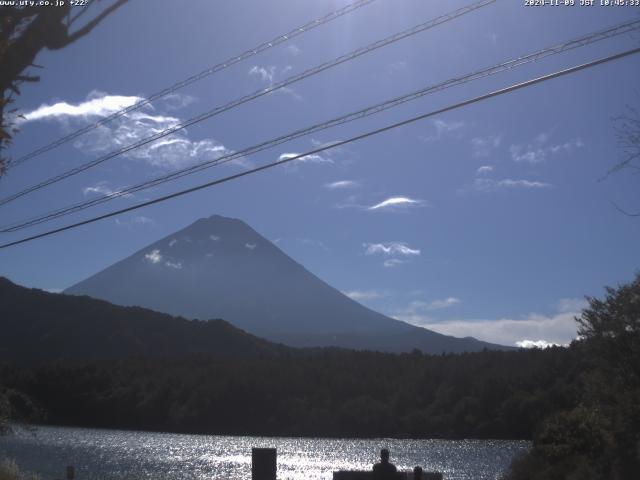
top-left (65, 217), bottom-right (512, 353)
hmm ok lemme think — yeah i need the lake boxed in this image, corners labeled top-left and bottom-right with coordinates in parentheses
top-left (0, 425), bottom-right (529, 480)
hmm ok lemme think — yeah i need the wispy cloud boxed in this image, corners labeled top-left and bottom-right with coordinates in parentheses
top-left (249, 65), bottom-right (276, 83)
top-left (286, 45), bottom-right (302, 56)
top-left (21, 94), bottom-right (142, 123)
top-left (364, 241), bottom-right (420, 268)
top-left (116, 215), bottom-right (155, 227)
top-left (422, 119), bottom-right (465, 142)
top-left (297, 238), bottom-right (328, 250)
top-left (368, 196), bottom-right (425, 211)
top-left (21, 91), bottom-right (240, 171)
top-left (83, 181), bottom-right (134, 198)
top-left (278, 152), bottom-right (332, 172)
top-left (310, 138), bottom-right (344, 157)
top-left (249, 64), bottom-right (301, 100)
top-left (245, 243), bottom-right (257, 250)
top-left (476, 165), bottom-right (494, 175)
top-left (278, 152), bottom-right (332, 164)
top-left (383, 259), bottom-right (406, 268)
top-left (422, 311), bottom-right (578, 347)
top-left (510, 135), bottom-right (584, 164)
top-left (471, 134), bottom-right (501, 158)
top-left (324, 180), bottom-right (359, 189)
top-left (470, 178), bottom-right (553, 193)
top-left (165, 260), bottom-right (183, 269)
top-left (398, 297), bottom-right (461, 315)
top-left (343, 290), bottom-right (384, 301)
top-left (364, 242), bottom-right (420, 256)
top-left (393, 297), bottom-right (462, 325)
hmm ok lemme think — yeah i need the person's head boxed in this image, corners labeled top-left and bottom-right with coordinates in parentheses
top-left (413, 466), bottom-right (423, 479)
top-left (380, 448), bottom-right (390, 462)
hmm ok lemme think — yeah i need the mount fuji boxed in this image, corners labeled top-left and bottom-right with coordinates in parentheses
top-left (65, 215), bottom-right (509, 353)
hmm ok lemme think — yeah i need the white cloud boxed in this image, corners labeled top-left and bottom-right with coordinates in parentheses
top-left (278, 152), bottom-right (332, 171)
top-left (471, 178), bottom-right (553, 192)
top-left (427, 297), bottom-right (462, 310)
top-left (422, 119), bottom-right (464, 142)
top-left (476, 165), bottom-right (494, 175)
top-left (161, 93), bottom-right (195, 111)
top-left (419, 310), bottom-right (580, 347)
top-left (297, 238), bottom-right (328, 250)
top-left (169, 239), bottom-right (178, 247)
top-left (343, 290), bottom-right (384, 301)
top-left (115, 215), bottom-right (154, 227)
top-left (324, 180), bottom-right (359, 189)
top-left (510, 136), bottom-right (584, 164)
top-left (278, 152), bottom-right (331, 164)
top-left (368, 196), bottom-right (424, 211)
top-left (21, 92), bottom-right (142, 123)
top-left (22, 91), bottom-right (238, 171)
top-left (249, 65), bottom-right (301, 100)
top-left (471, 135), bottom-right (501, 158)
top-left (83, 181), bottom-right (115, 196)
top-left (516, 340), bottom-right (563, 349)
top-left (383, 259), bottom-right (406, 268)
top-left (310, 138), bottom-right (343, 156)
top-left (245, 243), bottom-right (257, 250)
top-left (165, 260), bottom-right (183, 269)
top-left (398, 297), bottom-right (461, 314)
top-left (364, 242), bottom-right (420, 256)
top-left (83, 181), bottom-right (135, 199)
top-left (286, 45), bottom-right (302, 56)
top-left (210, 235), bottom-right (220, 241)
top-left (249, 65), bottom-right (276, 83)
top-left (144, 249), bottom-right (162, 264)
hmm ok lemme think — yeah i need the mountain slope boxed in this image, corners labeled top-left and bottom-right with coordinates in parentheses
top-left (65, 214), bottom-right (509, 353)
top-left (0, 276), bottom-right (285, 363)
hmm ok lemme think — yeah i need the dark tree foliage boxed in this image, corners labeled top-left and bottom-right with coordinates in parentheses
top-left (502, 274), bottom-right (640, 480)
top-left (0, 1), bottom-right (128, 174)
top-left (0, 347), bottom-right (580, 440)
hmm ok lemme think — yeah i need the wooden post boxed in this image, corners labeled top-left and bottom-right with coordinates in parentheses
top-left (66, 466), bottom-right (75, 480)
top-left (252, 447), bottom-right (277, 480)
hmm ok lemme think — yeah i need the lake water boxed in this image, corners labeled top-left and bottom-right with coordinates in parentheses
top-left (0, 425), bottom-right (529, 480)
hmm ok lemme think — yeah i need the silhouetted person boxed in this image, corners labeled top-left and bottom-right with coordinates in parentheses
top-left (373, 448), bottom-right (397, 480)
top-left (413, 466), bottom-right (423, 480)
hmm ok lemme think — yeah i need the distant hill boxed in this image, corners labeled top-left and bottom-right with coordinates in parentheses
top-left (65, 214), bottom-right (510, 353)
top-left (0, 277), bottom-right (285, 363)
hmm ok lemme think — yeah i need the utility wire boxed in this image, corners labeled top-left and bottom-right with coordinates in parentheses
top-left (2, 18), bottom-right (638, 233)
top-left (1, 46), bottom-right (638, 250)
top-left (0, 0), bottom-right (496, 207)
top-left (8, 0), bottom-right (378, 169)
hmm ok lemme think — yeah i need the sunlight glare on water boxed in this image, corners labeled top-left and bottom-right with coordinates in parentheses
top-left (0, 426), bottom-right (529, 480)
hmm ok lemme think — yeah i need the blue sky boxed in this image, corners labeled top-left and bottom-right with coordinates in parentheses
top-left (1, 0), bottom-right (639, 347)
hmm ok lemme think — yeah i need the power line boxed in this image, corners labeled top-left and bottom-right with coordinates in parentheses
top-left (7, 0), bottom-right (378, 169)
top-left (2, 18), bottom-right (638, 233)
top-left (1, 46), bottom-right (637, 250)
top-left (0, 0), bottom-right (496, 207)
